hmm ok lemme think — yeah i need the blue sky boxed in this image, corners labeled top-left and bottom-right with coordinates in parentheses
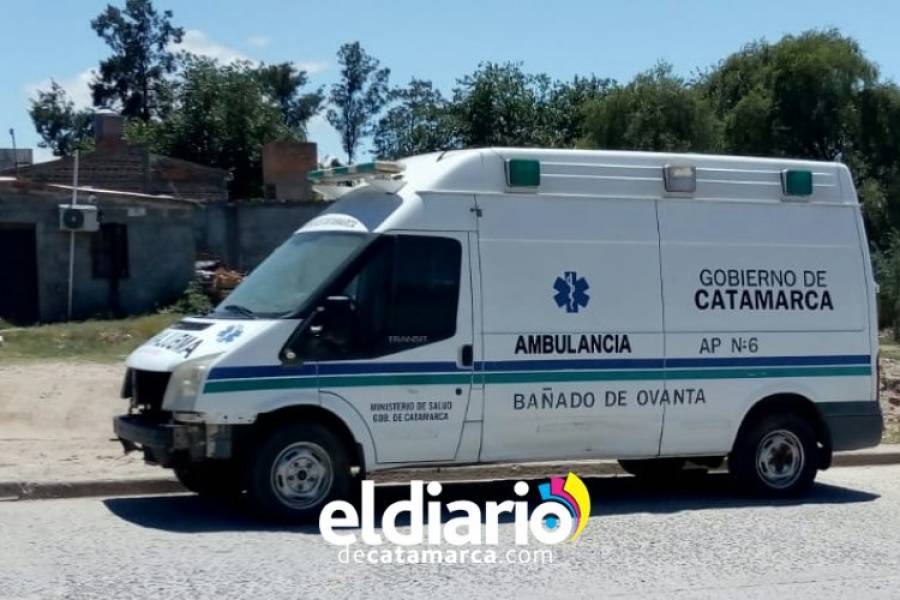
top-left (2, 0), bottom-right (898, 163)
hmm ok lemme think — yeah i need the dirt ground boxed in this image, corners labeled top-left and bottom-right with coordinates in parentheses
top-left (0, 360), bottom-right (898, 484)
top-left (0, 362), bottom-right (151, 482)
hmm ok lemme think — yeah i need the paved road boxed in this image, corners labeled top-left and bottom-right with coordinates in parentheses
top-left (1, 466), bottom-right (899, 599)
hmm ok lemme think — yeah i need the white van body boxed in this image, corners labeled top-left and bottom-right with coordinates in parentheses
top-left (115, 148), bottom-right (883, 515)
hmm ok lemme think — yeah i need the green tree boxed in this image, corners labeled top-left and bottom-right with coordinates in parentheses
top-left (90, 0), bottom-right (184, 120)
top-left (544, 75), bottom-right (614, 147)
top-left (326, 42), bottom-right (390, 163)
top-left (372, 71), bottom-right (611, 155)
top-left (700, 29), bottom-right (900, 255)
top-left (28, 81), bottom-right (95, 157)
top-left (856, 84), bottom-right (900, 246)
top-left (372, 79), bottom-right (457, 159)
top-left (580, 62), bottom-right (718, 152)
top-left (701, 30), bottom-right (878, 160)
top-left (451, 62), bottom-right (555, 147)
top-left (130, 57), bottom-right (297, 197)
top-left (256, 63), bottom-right (324, 136)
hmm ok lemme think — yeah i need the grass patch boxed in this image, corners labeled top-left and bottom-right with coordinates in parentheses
top-left (0, 314), bottom-right (181, 363)
top-left (879, 336), bottom-right (900, 361)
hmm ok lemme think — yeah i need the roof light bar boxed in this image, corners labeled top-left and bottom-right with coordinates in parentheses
top-left (663, 165), bottom-right (696, 193)
top-left (307, 161), bottom-right (405, 185)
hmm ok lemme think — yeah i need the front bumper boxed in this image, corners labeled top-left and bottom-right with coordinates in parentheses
top-left (113, 414), bottom-right (201, 467)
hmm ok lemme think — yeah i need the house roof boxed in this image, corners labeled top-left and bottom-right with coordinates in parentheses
top-left (0, 176), bottom-right (202, 206)
top-left (0, 144), bottom-right (227, 203)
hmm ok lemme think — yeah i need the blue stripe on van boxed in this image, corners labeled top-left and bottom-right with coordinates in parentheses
top-left (206, 354), bottom-right (870, 381)
top-left (207, 360), bottom-right (467, 380)
top-left (664, 354), bottom-right (870, 368)
top-left (482, 358), bottom-right (665, 371)
top-left (207, 364), bottom-right (317, 380)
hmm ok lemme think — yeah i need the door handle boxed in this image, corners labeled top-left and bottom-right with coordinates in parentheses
top-left (459, 344), bottom-right (474, 368)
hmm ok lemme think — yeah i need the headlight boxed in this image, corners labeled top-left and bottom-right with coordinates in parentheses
top-left (162, 353), bottom-right (222, 411)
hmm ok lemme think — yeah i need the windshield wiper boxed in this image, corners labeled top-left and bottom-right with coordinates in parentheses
top-left (221, 304), bottom-right (257, 319)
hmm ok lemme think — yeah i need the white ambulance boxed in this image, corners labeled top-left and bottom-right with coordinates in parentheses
top-left (115, 148), bottom-right (883, 521)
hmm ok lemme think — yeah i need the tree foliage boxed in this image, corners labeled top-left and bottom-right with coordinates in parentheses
top-left (450, 62), bottom-right (554, 147)
top-left (89, 0), bottom-right (184, 120)
top-left (581, 62), bottom-right (717, 152)
top-left (371, 67), bottom-right (612, 158)
top-left (256, 63), bottom-right (324, 136)
top-left (544, 75), bottom-right (613, 147)
top-left (373, 79), bottom-right (456, 159)
top-left (327, 42), bottom-right (390, 163)
top-left (28, 82), bottom-right (95, 157)
top-left (130, 57), bottom-right (300, 197)
top-left (701, 30), bottom-right (878, 160)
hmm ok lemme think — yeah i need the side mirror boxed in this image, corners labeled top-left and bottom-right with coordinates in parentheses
top-left (315, 295), bottom-right (356, 340)
top-left (321, 295), bottom-right (354, 314)
top-left (280, 296), bottom-right (357, 363)
top-left (281, 306), bottom-right (323, 363)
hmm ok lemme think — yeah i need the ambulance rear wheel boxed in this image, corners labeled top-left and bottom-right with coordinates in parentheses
top-left (729, 412), bottom-right (817, 497)
top-left (246, 423), bottom-right (352, 523)
top-left (618, 458), bottom-right (686, 480)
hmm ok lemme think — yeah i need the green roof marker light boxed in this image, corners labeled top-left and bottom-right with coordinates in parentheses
top-left (506, 159), bottom-right (541, 188)
top-left (782, 169), bottom-right (813, 197)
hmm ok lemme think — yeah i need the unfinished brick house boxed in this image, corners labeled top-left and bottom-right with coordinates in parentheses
top-left (0, 115), bottom-right (228, 324)
top-left (0, 114), bottom-right (327, 324)
top-left (10, 114), bottom-right (228, 202)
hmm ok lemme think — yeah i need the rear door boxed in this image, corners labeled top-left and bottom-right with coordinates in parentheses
top-left (477, 193), bottom-right (665, 461)
top-left (657, 198), bottom-right (872, 455)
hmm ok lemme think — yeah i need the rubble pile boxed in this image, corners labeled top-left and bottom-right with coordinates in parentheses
top-left (195, 257), bottom-right (244, 303)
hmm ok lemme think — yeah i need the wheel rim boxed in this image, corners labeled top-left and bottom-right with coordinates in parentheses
top-left (755, 429), bottom-right (805, 489)
top-left (270, 441), bottom-right (334, 510)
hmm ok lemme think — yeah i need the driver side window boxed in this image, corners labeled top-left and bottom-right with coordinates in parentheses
top-left (306, 234), bottom-right (462, 360)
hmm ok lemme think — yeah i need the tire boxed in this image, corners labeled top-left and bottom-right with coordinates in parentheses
top-left (618, 458), bottom-right (686, 479)
top-left (246, 423), bottom-right (352, 523)
top-left (729, 412), bottom-right (818, 497)
top-left (175, 461), bottom-right (243, 497)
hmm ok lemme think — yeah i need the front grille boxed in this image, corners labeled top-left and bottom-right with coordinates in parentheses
top-left (129, 369), bottom-right (172, 414)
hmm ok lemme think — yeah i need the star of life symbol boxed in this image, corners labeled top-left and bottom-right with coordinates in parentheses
top-left (217, 324), bottom-right (244, 343)
top-left (553, 271), bottom-right (590, 313)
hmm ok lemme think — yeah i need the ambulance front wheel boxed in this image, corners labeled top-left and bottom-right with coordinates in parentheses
top-left (729, 412), bottom-right (818, 497)
top-left (246, 422), bottom-right (353, 522)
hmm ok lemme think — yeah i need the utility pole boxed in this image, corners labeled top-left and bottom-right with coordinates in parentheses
top-left (8, 128), bottom-right (18, 177)
top-left (67, 150), bottom-right (79, 321)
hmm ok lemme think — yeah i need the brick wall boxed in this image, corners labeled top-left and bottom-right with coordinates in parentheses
top-left (0, 186), bottom-right (196, 322)
top-left (8, 145), bottom-right (227, 203)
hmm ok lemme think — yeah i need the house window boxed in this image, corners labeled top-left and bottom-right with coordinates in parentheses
top-left (92, 223), bottom-right (129, 279)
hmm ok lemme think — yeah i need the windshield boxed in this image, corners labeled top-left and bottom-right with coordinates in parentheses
top-left (213, 231), bottom-right (370, 318)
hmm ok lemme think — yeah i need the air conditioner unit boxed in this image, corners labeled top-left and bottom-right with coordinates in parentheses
top-left (59, 204), bottom-right (100, 232)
